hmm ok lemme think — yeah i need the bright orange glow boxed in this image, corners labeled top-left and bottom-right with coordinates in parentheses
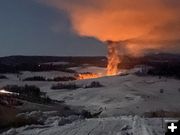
top-left (106, 42), bottom-right (120, 76)
top-left (42, 0), bottom-right (180, 55)
top-left (76, 73), bottom-right (101, 80)
top-left (41, 0), bottom-right (180, 77)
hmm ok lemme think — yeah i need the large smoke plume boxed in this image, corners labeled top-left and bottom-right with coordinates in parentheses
top-left (38, 0), bottom-right (180, 76)
top-left (40, 0), bottom-right (180, 56)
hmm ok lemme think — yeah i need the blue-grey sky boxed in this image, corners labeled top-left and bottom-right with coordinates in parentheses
top-left (0, 0), bottom-right (107, 56)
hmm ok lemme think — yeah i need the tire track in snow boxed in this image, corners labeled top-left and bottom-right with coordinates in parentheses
top-left (132, 116), bottom-right (154, 135)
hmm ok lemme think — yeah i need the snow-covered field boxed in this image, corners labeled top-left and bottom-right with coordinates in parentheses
top-left (2, 116), bottom-right (165, 135)
top-left (49, 74), bottom-right (180, 116)
top-left (1, 66), bottom-right (180, 135)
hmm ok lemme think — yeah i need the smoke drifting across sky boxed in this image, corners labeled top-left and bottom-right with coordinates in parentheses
top-left (40, 0), bottom-right (180, 56)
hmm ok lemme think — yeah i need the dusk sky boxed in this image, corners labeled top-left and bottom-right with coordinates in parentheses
top-left (1, 0), bottom-right (180, 57)
top-left (0, 0), bottom-right (106, 56)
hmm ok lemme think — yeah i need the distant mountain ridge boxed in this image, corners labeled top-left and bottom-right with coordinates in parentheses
top-left (0, 54), bottom-right (180, 71)
top-left (1, 53), bottom-right (180, 65)
top-left (0, 55), bottom-right (107, 66)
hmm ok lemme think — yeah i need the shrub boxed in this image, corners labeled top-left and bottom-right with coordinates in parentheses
top-left (81, 110), bottom-right (102, 118)
top-left (145, 110), bottom-right (180, 117)
top-left (3, 85), bottom-right (51, 104)
top-left (0, 75), bottom-right (8, 79)
top-left (0, 113), bottom-right (43, 129)
top-left (48, 76), bottom-right (76, 82)
top-left (178, 88), bottom-right (180, 92)
top-left (147, 63), bottom-right (180, 79)
top-left (160, 89), bottom-right (164, 94)
top-left (11, 115), bottom-right (43, 128)
top-left (23, 76), bottom-right (46, 81)
top-left (51, 83), bottom-right (81, 90)
top-left (4, 85), bottom-right (41, 97)
top-left (85, 81), bottom-right (103, 88)
top-left (23, 76), bottom-right (76, 82)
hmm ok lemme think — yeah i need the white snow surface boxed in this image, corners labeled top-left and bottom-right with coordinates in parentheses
top-left (47, 74), bottom-right (180, 116)
top-left (2, 116), bottom-right (165, 135)
top-left (1, 66), bottom-right (180, 135)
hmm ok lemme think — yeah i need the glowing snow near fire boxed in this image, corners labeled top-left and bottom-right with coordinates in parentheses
top-left (76, 60), bottom-right (120, 80)
top-left (76, 73), bottom-right (101, 80)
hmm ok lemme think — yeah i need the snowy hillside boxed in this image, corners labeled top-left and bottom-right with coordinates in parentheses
top-left (2, 116), bottom-right (164, 135)
top-left (1, 66), bottom-right (180, 135)
top-left (47, 74), bottom-right (180, 117)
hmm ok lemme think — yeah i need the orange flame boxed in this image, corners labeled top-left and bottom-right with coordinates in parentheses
top-left (106, 42), bottom-right (120, 76)
top-left (76, 73), bottom-right (101, 80)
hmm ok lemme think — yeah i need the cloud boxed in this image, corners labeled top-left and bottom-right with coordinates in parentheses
top-left (40, 0), bottom-right (180, 55)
